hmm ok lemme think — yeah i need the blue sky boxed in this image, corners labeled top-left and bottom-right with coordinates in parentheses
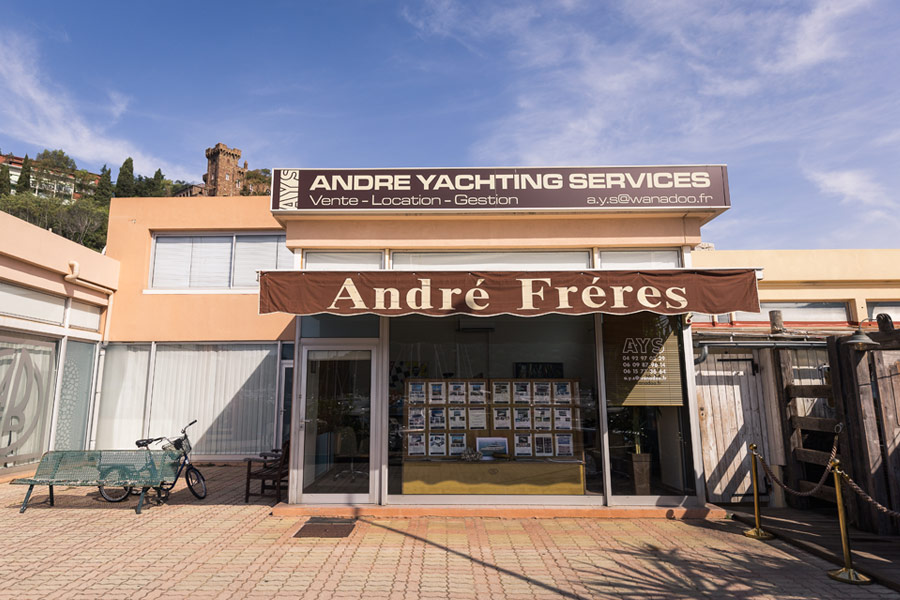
top-left (1, 1), bottom-right (898, 250)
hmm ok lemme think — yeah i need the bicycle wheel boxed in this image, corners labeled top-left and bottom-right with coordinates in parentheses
top-left (98, 485), bottom-right (133, 502)
top-left (185, 466), bottom-right (207, 499)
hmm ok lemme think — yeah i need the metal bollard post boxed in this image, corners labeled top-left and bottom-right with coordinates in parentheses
top-left (826, 460), bottom-right (871, 585)
top-left (744, 444), bottom-right (774, 540)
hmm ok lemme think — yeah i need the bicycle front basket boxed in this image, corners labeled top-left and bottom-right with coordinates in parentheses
top-left (181, 437), bottom-right (191, 455)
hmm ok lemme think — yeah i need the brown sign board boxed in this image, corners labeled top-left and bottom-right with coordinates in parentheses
top-left (271, 166), bottom-right (729, 213)
top-left (259, 269), bottom-right (758, 317)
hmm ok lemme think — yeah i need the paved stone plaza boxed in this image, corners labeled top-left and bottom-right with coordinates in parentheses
top-left (1, 466), bottom-right (897, 599)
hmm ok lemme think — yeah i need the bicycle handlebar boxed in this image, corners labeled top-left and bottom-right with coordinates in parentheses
top-left (182, 420), bottom-right (197, 434)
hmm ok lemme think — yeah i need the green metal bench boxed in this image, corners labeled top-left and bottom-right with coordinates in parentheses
top-left (10, 449), bottom-right (181, 514)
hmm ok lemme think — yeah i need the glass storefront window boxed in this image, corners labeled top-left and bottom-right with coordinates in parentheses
top-left (602, 313), bottom-right (695, 496)
top-left (301, 315), bottom-right (380, 338)
top-left (388, 314), bottom-right (601, 496)
top-left (54, 340), bottom-right (97, 450)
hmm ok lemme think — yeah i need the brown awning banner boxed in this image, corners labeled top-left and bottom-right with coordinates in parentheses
top-left (259, 269), bottom-right (758, 317)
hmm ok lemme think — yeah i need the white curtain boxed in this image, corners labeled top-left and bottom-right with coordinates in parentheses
top-left (598, 250), bottom-right (680, 269)
top-left (868, 302), bottom-right (900, 321)
top-left (94, 344), bottom-right (150, 449)
top-left (0, 280), bottom-right (66, 324)
top-left (304, 251), bottom-right (383, 270)
top-left (152, 236), bottom-right (192, 288)
top-left (736, 302), bottom-right (848, 322)
top-left (69, 301), bottom-right (102, 331)
top-left (0, 335), bottom-right (57, 466)
top-left (189, 236), bottom-right (232, 287)
top-left (391, 251), bottom-right (591, 271)
top-left (148, 344), bottom-right (277, 455)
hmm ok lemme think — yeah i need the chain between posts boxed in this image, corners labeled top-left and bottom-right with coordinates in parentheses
top-left (752, 433), bottom-right (839, 498)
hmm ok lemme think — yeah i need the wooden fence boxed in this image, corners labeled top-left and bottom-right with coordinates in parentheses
top-left (829, 331), bottom-right (900, 535)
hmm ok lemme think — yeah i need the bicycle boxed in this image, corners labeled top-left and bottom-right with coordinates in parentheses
top-left (98, 420), bottom-right (207, 502)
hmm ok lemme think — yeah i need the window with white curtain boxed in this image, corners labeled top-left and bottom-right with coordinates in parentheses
top-left (304, 251), bottom-right (384, 270)
top-left (0, 280), bottom-right (66, 325)
top-left (94, 344), bottom-right (151, 449)
top-left (390, 251), bottom-right (591, 270)
top-left (69, 301), bottom-right (102, 331)
top-left (868, 302), bottom-right (900, 321)
top-left (735, 302), bottom-right (849, 322)
top-left (151, 234), bottom-right (293, 289)
top-left (597, 250), bottom-right (680, 269)
top-left (148, 343), bottom-right (278, 455)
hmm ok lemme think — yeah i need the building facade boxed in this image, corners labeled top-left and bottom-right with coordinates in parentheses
top-left (3, 164), bottom-right (898, 511)
top-left (0, 211), bottom-right (117, 471)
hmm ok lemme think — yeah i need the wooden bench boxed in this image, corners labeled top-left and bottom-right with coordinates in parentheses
top-left (245, 440), bottom-right (289, 503)
top-left (10, 449), bottom-right (180, 514)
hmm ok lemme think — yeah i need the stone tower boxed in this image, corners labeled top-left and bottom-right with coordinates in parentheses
top-left (203, 143), bottom-right (247, 196)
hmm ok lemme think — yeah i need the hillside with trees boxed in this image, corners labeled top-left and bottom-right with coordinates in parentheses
top-left (0, 149), bottom-right (190, 251)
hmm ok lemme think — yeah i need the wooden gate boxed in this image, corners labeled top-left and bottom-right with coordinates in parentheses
top-left (696, 348), bottom-right (774, 503)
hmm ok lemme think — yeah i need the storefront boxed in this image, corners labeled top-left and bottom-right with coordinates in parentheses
top-left (261, 165), bottom-right (759, 506)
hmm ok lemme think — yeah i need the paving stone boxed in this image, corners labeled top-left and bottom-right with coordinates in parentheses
top-left (2, 465), bottom-right (899, 599)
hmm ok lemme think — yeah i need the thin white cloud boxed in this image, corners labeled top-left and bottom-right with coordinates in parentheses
top-left (107, 91), bottom-right (130, 122)
top-left (0, 32), bottom-right (192, 180)
top-left (804, 168), bottom-right (890, 208)
top-left (400, 0), bottom-right (883, 167)
top-left (766, 0), bottom-right (873, 73)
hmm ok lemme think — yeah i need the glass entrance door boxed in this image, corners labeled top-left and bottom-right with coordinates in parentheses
top-left (299, 346), bottom-right (376, 503)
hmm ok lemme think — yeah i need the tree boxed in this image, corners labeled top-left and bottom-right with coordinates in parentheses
top-left (95, 165), bottom-right (113, 205)
top-left (241, 168), bottom-right (271, 195)
top-left (58, 197), bottom-right (108, 250)
top-left (0, 191), bottom-right (60, 230)
top-left (35, 149), bottom-right (77, 171)
top-left (149, 169), bottom-right (167, 197)
top-left (0, 163), bottom-right (10, 196)
top-left (115, 157), bottom-right (135, 197)
top-left (16, 155), bottom-right (32, 194)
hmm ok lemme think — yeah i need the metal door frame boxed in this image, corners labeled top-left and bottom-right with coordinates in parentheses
top-left (295, 339), bottom-right (381, 504)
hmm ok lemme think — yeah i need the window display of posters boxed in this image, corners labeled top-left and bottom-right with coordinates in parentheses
top-left (408, 407), bottom-right (426, 430)
top-left (449, 407), bottom-right (466, 430)
top-left (533, 381), bottom-right (552, 404)
top-left (429, 381), bottom-right (446, 404)
top-left (429, 407), bottom-right (446, 429)
top-left (448, 381), bottom-right (467, 403)
top-left (515, 434), bottom-right (533, 457)
top-left (408, 381), bottom-right (426, 404)
top-left (533, 407), bottom-right (552, 430)
top-left (491, 381), bottom-right (511, 404)
top-left (476, 437), bottom-right (508, 458)
top-left (408, 433), bottom-right (426, 456)
top-left (429, 433), bottom-right (447, 456)
top-left (449, 433), bottom-right (466, 456)
top-left (553, 381), bottom-right (572, 404)
top-left (514, 407), bottom-right (531, 430)
top-left (554, 407), bottom-right (572, 430)
top-left (513, 381), bottom-right (531, 404)
top-left (493, 407), bottom-right (511, 430)
top-left (468, 381), bottom-right (487, 404)
top-left (534, 434), bottom-right (553, 457)
top-left (555, 434), bottom-right (573, 457)
top-left (469, 407), bottom-right (487, 430)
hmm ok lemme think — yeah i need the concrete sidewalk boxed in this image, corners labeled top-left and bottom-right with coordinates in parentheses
top-left (2, 465), bottom-right (898, 600)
